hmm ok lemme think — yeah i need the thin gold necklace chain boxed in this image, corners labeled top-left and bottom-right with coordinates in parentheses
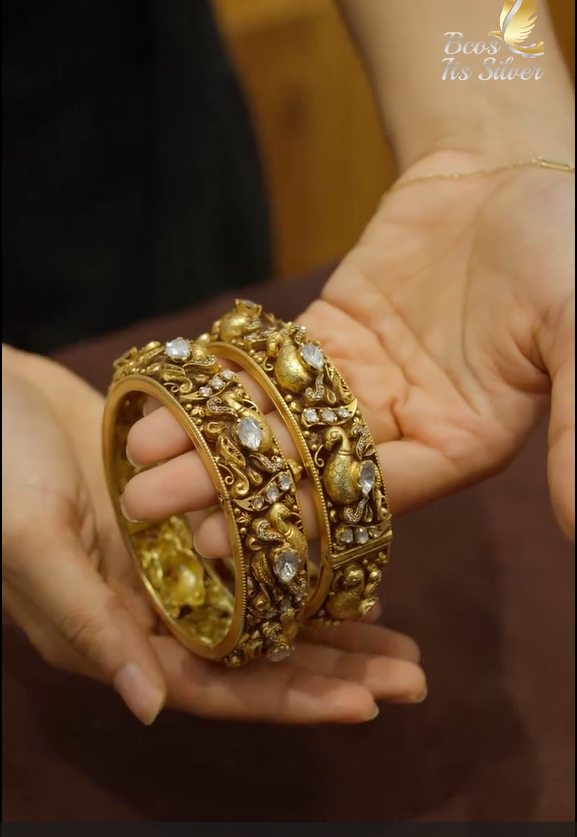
top-left (388, 156), bottom-right (575, 194)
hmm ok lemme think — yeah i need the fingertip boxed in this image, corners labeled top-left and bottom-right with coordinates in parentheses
top-left (120, 493), bottom-right (142, 524)
top-left (113, 662), bottom-right (166, 725)
top-left (193, 512), bottom-right (229, 559)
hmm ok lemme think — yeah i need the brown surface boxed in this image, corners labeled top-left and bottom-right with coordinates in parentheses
top-left (2, 273), bottom-right (575, 823)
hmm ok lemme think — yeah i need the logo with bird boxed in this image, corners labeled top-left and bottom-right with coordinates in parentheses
top-left (489, 0), bottom-right (545, 57)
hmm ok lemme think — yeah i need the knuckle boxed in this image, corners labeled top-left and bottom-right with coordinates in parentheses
top-left (56, 596), bottom-right (120, 662)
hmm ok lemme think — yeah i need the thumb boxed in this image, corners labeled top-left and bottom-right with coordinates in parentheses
top-left (542, 301), bottom-right (575, 541)
top-left (8, 522), bottom-right (167, 724)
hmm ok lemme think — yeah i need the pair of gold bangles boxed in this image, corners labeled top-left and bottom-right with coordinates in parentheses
top-left (103, 301), bottom-right (392, 666)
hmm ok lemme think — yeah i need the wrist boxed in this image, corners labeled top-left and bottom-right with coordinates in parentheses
top-left (373, 12), bottom-right (574, 172)
top-left (408, 88), bottom-right (575, 172)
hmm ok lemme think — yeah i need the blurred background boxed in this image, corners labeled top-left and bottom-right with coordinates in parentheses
top-left (213, 0), bottom-right (575, 280)
top-left (2, 0), bottom-right (575, 353)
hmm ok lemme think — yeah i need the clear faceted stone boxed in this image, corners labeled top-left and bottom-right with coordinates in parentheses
top-left (221, 369), bottom-right (235, 381)
top-left (269, 647), bottom-right (292, 663)
top-left (321, 409), bottom-right (337, 424)
top-left (198, 386), bottom-right (212, 398)
top-left (303, 408), bottom-right (319, 424)
top-left (359, 461), bottom-right (376, 496)
top-left (299, 342), bottom-right (325, 371)
top-left (165, 337), bottom-right (191, 361)
top-left (210, 376), bottom-right (225, 390)
top-left (279, 473), bottom-right (292, 492)
top-left (340, 528), bottom-right (354, 544)
top-left (253, 496), bottom-right (264, 511)
top-left (338, 407), bottom-right (351, 419)
top-left (237, 417), bottom-right (263, 451)
top-left (274, 550), bottom-right (300, 583)
top-left (266, 484), bottom-right (280, 504)
top-left (355, 528), bottom-right (369, 545)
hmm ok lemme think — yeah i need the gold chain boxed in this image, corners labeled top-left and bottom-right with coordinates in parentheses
top-left (388, 157), bottom-right (575, 194)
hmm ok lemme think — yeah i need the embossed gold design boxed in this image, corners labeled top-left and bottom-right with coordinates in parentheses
top-left (208, 304), bottom-right (392, 624)
top-left (103, 338), bottom-right (308, 665)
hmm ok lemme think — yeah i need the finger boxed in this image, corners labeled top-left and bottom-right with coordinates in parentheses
top-left (193, 484), bottom-right (318, 558)
top-left (126, 369), bottom-right (280, 468)
top-left (123, 420), bottom-right (305, 525)
top-left (543, 304), bottom-right (575, 541)
top-left (3, 585), bottom-right (101, 681)
top-left (7, 523), bottom-right (167, 724)
top-left (376, 438), bottom-right (477, 516)
top-left (152, 635), bottom-right (378, 724)
top-left (143, 397), bottom-right (162, 417)
top-left (301, 621), bottom-right (421, 664)
top-left (121, 450), bottom-right (218, 521)
top-left (289, 641), bottom-right (426, 703)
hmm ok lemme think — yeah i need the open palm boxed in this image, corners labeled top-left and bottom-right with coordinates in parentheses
top-left (126, 151), bottom-right (575, 566)
top-left (304, 151), bottom-right (575, 535)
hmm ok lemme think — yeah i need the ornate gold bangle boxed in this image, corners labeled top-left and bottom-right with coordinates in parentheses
top-left (207, 301), bottom-right (392, 624)
top-left (103, 337), bottom-right (309, 666)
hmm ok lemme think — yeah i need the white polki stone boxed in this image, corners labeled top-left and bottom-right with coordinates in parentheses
top-left (321, 409), bottom-right (337, 424)
top-left (359, 461), bottom-right (376, 496)
top-left (274, 550), bottom-right (300, 583)
top-left (338, 407), bottom-right (351, 419)
top-left (266, 484), bottom-right (280, 504)
top-left (370, 527), bottom-right (380, 539)
top-left (253, 496), bottom-right (264, 511)
top-left (299, 342), bottom-right (325, 371)
top-left (303, 408), bottom-right (319, 424)
top-left (279, 473), bottom-right (292, 492)
top-left (237, 417), bottom-right (263, 451)
top-left (355, 528), bottom-right (369, 545)
top-left (198, 386), bottom-right (212, 398)
top-left (165, 337), bottom-right (191, 361)
top-left (221, 369), bottom-right (235, 381)
top-left (340, 528), bottom-right (354, 545)
top-left (210, 376), bottom-right (225, 390)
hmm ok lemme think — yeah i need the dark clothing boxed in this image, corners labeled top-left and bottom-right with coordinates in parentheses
top-left (2, 0), bottom-right (271, 353)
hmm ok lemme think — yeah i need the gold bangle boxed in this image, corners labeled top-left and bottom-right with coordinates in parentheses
top-left (207, 302), bottom-right (392, 625)
top-left (103, 337), bottom-right (309, 666)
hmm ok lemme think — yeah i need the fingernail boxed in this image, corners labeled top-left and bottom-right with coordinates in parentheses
top-left (113, 663), bottom-right (165, 725)
top-left (414, 687), bottom-right (428, 704)
top-left (125, 447), bottom-right (137, 467)
top-left (364, 704), bottom-right (380, 722)
top-left (120, 495), bottom-right (141, 524)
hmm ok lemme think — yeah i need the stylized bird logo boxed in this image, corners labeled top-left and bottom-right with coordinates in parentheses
top-left (489, 0), bottom-right (545, 57)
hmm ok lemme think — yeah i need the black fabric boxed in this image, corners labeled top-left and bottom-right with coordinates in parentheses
top-left (2, 0), bottom-right (271, 353)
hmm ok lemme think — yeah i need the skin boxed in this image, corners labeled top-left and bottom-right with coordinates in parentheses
top-left (2, 2), bottom-right (574, 725)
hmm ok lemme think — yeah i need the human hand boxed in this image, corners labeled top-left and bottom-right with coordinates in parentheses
top-left (2, 347), bottom-right (425, 725)
top-left (124, 151), bottom-right (574, 582)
